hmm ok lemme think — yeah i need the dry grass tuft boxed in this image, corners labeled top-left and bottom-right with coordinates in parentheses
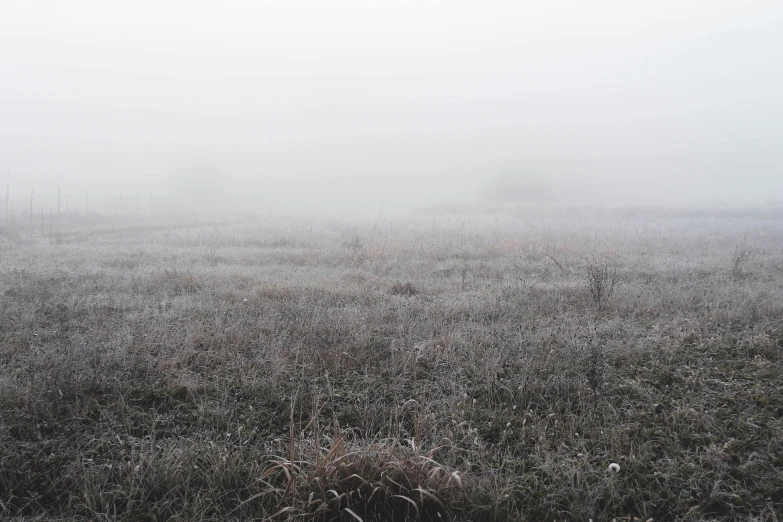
top-left (250, 435), bottom-right (474, 521)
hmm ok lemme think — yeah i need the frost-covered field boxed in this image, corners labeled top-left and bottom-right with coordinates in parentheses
top-left (1, 207), bottom-right (782, 521)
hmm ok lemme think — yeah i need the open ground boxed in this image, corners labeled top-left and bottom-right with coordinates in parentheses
top-left (1, 206), bottom-right (782, 521)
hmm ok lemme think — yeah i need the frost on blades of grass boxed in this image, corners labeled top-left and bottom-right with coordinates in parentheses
top-left (0, 210), bottom-right (782, 521)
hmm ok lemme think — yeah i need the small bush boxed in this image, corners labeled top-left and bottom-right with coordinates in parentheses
top-left (583, 336), bottom-right (605, 395)
top-left (585, 254), bottom-right (618, 310)
top-left (390, 282), bottom-right (418, 296)
top-left (730, 236), bottom-right (755, 280)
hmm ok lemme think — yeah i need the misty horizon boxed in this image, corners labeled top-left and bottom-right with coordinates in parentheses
top-left (2, 1), bottom-right (782, 215)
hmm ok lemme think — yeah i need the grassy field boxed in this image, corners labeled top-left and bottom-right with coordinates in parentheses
top-left (1, 206), bottom-right (782, 521)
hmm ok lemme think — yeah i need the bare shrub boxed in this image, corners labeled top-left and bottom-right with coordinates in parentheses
top-left (730, 236), bottom-right (755, 280)
top-left (585, 253), bottom-right (618, 310)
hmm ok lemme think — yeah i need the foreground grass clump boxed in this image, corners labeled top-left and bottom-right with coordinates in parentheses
top-left (0, 208), bottom-right (782, 521)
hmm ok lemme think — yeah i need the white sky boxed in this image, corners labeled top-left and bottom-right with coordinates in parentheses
top-left (1, 1), bottom-right (782, 213)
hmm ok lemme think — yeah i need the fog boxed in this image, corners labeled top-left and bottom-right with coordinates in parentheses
top-left (2, 1), bottom-right (782, 217)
